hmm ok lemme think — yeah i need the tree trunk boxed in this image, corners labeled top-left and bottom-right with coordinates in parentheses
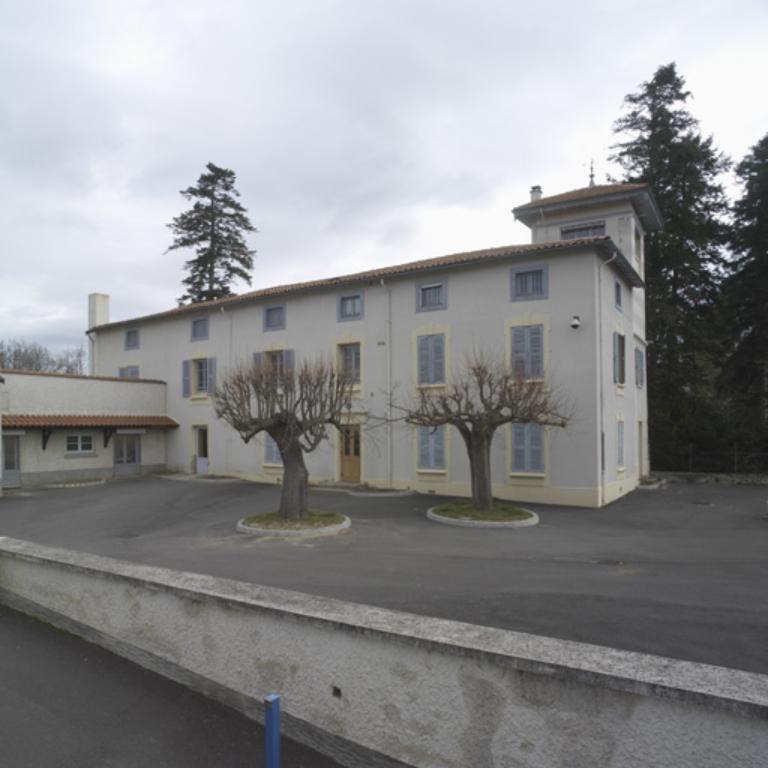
top-left (279, 440), bottom-right (309, 519)
top-left (466, 431), bottom-right (493, 510)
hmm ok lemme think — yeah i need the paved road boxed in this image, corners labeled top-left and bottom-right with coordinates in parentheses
top-left (0, 603), bottom-right (341, 768)
top-left (1, 477), bottom-right (767, 674)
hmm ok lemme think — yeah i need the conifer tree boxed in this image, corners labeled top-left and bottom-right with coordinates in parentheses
top-left (721, 134), bottom-right (768, 447)
top-left (610, 63), bottom-right (731, 468)
top-left (167, 162), bottom-right (256, 304)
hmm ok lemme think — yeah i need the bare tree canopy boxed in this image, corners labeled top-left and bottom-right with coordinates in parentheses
top-left (214, 357), bottom-right (353, 519)
top-left (0, 339), bottom-right (86, 375)
top-left (406, 353), bottom-right (569, 510)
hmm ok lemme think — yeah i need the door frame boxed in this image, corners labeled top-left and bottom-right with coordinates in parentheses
top-left (114, 434), bottom-right (141, 477)
top-left (339, 424), bottom-right (362, 483)
top-left (193, 425), bottom-right (209, 475)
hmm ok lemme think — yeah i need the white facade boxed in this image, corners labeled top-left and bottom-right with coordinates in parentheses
top-left (85, 184), bottom-right (659, 507)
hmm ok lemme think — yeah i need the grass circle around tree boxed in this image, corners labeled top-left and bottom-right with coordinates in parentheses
top-left (427, 500), bottom-right (539, 528)
top-left (236, 510), bottom-right (350, 537)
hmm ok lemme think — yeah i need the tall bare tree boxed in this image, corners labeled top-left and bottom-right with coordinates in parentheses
top-left (405, 354), bottom-right (569, 510)
top-left (214, 357), bottom-right (353, 519)
top-left (0, 340), bottom-right (86, 374)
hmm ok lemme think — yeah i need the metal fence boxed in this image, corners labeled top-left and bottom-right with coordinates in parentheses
top-left (656, 449), bottom-right (768, 475)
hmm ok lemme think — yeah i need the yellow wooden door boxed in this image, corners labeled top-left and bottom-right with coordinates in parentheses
top-left (340, 426), bottom-right (361, 483)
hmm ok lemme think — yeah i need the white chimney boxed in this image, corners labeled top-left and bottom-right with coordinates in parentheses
top-left (530, 185), bottom-right (543, 202)
top-left (88, 293), bottom-right (110, 328)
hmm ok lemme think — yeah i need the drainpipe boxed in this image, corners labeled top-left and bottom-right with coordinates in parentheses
top-left (597, 249), bottom-right (618, 506)
top-left (380, 278), bottom-right (393, 488)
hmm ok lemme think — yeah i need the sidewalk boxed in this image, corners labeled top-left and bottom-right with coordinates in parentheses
top-left (0, 604), bottom-right (342, 768)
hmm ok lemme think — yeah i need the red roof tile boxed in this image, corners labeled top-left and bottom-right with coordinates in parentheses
top-left (2, 415), bottom-right (178, 429)
top-left (90, 237), bottom-right (617, 331)
top-left (513, 183), bottom-right (649, 211)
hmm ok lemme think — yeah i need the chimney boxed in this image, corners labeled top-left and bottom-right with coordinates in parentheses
top-left (88, 293), bottom-right (110, 328)
top-left (530, 185), bottom-right (542, 202)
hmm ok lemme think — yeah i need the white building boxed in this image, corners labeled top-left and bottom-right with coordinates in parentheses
top-left (1, 183), bottom-right (660, 506)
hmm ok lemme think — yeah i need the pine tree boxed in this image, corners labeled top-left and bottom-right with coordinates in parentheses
top-left (168, 162), bottom-right (257, 304)
top-left (610, 63), bottom-right (731, 469)
top-left (721, 134), bottom-right (768, 447)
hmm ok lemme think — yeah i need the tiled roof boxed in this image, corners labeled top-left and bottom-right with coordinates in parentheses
top-left (91, 237), bottom-right (620, 331)
top-left (2, 415), bottom-right (178, 429)
top-left (0, 369), bottom-right (166, 385)
top-left (513, 183), bottom-right (649, 212)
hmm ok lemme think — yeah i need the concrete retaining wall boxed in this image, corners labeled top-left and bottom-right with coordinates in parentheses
top-left (0, 537), bottom-right (766, 768)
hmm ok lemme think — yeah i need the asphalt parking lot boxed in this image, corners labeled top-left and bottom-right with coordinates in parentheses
top-left (1, 476), bottom-right (767, 674)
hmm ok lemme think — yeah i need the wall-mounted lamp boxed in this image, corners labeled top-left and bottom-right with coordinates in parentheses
top-left (570, 315), bottom-right (582, 330)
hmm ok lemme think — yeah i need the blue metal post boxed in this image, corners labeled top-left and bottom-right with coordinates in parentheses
top-left (264, 693), bottom-right (281, 768)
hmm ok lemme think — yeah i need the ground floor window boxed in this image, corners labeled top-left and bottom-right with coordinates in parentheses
top-left (264, 434), bottom-right (282, 465)
top-left (418, 426), bottom-right (445, 470)
top-left (512, 423), bottom-right (544, 473)
top-left (66, 434), bottom-right (93, 453)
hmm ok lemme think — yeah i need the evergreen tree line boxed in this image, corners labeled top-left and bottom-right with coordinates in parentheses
top-left (611, 63), bottom-right (768, 472)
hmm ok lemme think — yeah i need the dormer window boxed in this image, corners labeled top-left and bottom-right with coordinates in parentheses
top-left (561, 221), bottom-right (606, 240)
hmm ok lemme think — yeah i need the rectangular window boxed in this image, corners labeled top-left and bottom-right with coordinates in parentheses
top-left (264, 434), bottom-right (282, 465)
top-left (512, 423), bottom-right (544, 473)
top-left (195, 359), bottom-right (208, 393)
top-left (511, 266), bottom-right (548, 301)
top-left (191, 317), bottom-right (209, 341)
top-left (124, 329), bottom-right (140, 350)
top-left (615, 281), bottom-right (623, 311)
top-left (264, 305), bottom-right (286, 330)
top-left (635, 347), bottom-right (645, 388)
top-left (66, 434), bottom-right (93, 453)
top-left (416, 281), bottom-right (447, 312)
top-left (511, 325), bottom-right (544, 380)
top-left (266, 350), bottom-right (285, 376)
top-left (617, 421), bottom-right (625, 468)
top-left (418, 426), bottom-right (445, 470)
top-left (118, 366), bottom-right (140, 379)
top-left (417, 334), bottom-right (445, 385)
top-left (339, 343), bottom-right (361, 384)
top-left (613, 333), bottom-right (626, 384)
top-left (560, 221), bottom-right (606, 240)
top-left (338, 293), bottom-right (363, 321)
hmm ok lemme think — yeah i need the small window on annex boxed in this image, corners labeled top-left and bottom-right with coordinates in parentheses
top-left (66, 434), bottom-right (94, 453)
top-left (338, 293), bottom-right (363, 321)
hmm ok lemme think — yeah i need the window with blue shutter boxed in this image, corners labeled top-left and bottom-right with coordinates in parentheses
top-left (512, 423), bottom-right (544, 473)
top-left (191, 317), bottom-right (209, 341)
top-left (207, 358), bottom-right (216, 395)
top-left (617, 421), bottom-right (625, 467)
top-left (182, 360), bottom-right (191, 398)
top-left (416, 281), bottom-right (447, 312)
top-left (118, 366), bottom-right (140, 379)
top-left (264, 434), bottom-right (282, 465)
top-left (124, 329), bottom-right (140, 349)
top-left (417, 334), bottom-right (445, 385)
top-left (511, 266), bottom-right (548, 301)
top-left (339, 343), bottom-right (361, 384)
top-left (635, 348), bottom-right (645, 388)
top-left (338, 293), bottom-right (363, 321)
top-left (613, 333), bottom-right (626, 384)
top-left (418, 426), bottom-right (445, 470)
top-left (511, 325), bottom-right (544, 379)
top-left (264, 305), bottom-right (286, 331)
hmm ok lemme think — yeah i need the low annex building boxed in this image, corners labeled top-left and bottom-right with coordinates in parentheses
top-left (1, 182), bottom-right (660, 506)
top-left (0, 370), bottom-right (176, 490)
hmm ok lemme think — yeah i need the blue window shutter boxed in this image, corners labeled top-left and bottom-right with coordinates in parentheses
top-left (512, 328), bottom-right (527, 379)
top-left (612, 333), bottom-right (619, 383)
top-left (207, 358), bottom-right (216, 395)
top-left (418, 427), bottom-right (431, 468)
top-left (528, 325), bottom-right (544, 379)
top-left (529, 424), bottom-right (543, 472)
top-left (512, 424), bottom-right (527, 471)
top-left (433, 426), bottom-right (445, 469)
top-left (418, 336), bottom-right (430, 384)
top-left (182, 360), bottom-right (191, 398)
top-left (284, 349), bottom-right (295, 376)
top-left (433, 335), bottom-right (445, 383)
top-left (618, 422), bottom-right (624, 466)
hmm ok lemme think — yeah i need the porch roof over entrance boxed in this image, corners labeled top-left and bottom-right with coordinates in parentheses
top-left (3, 415), bottom-right (178, 429)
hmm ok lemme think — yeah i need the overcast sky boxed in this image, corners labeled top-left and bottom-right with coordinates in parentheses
top-left (1, 0), bottom-right (766, 351)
